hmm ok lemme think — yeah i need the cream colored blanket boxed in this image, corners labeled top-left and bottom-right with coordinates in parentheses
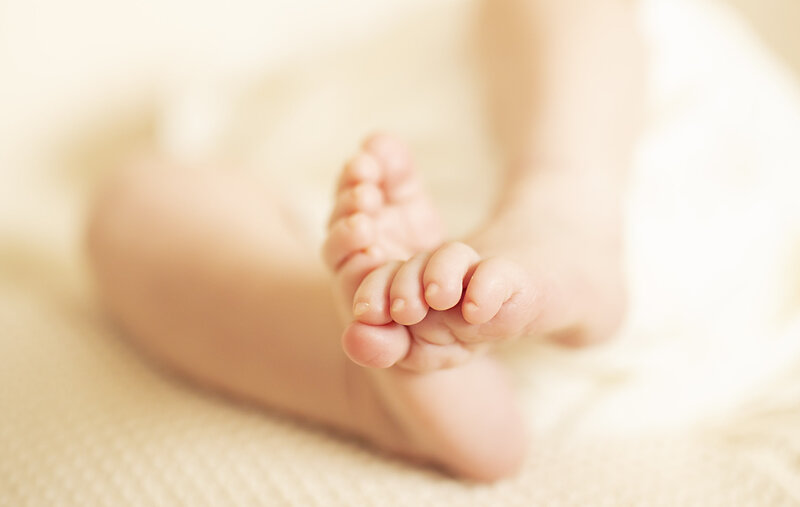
top-left (2, 0), bottom-right (800, 504)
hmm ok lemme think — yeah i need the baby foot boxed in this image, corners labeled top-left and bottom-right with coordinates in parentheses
top-left (319, 132), bottom-right (622, 476)
top-left (322, 134), bottom-right (526, 479)
top-left (323, 134), bottom-right (543, 372)
top-left (322, 133), bottom-right (443, 317)
top-left (351, 242), bottom-right (542, 371)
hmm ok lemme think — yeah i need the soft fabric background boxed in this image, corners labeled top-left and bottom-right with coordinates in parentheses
top-left (727, 0), bottom-right (800, 79)
top-left (2, 0), bottom-right (800, 504)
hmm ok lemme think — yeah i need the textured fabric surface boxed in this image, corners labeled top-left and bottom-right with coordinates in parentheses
top-left (2, 0), bottom-right (800, 505)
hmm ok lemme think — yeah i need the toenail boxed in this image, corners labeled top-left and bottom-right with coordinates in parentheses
top-left (464, 301), bottom-right (479, 314)
top-left (425, 283), bottom-right (440, 300)
top-left (390, 298), bottom-right (405, 314)
top-left (353, 302), bottom-right (370, 316)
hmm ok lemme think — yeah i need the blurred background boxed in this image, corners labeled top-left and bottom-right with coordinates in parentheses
top-left (728, 0), bottom-right (800, 79)
top-left (2, 0), bottom-right (799, 245)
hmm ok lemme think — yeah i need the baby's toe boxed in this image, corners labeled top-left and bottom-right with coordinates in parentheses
top-left (362, 134), bottom-right (424, 203)
top-left (322, 213), bottom-right (375, 269)
top-left (335, 152), bottom-right (381, 193)
top-left (422, 242), bottom-right (480, 311)
top-left (335, 246), bottom-right (385, 304)
top-left (328, 183), bottom-right (384, 226)
top-left (342, 321), bottom-right (410, 369)
top-left (388, 252), bottom-right (431, 325)
top-left (353, 260), bottom-right (402, 325)
top-left (462, 257), bottom-right (525, 326)
top-left (363, 133), bottom-right (412, 180)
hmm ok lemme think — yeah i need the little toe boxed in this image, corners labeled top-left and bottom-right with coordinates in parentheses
top-left (462, 257), bottom-right (524, 326)
top-left (322, 213), bottom-right (375, 269)
top-left (388, 252), bottom-right (431, 325)
top-left (353, 260), bottom-right (403, 325)
top-left (342, 321), bottom-right (410, 369)
top-left (422, 242), bottom-right (480, 311)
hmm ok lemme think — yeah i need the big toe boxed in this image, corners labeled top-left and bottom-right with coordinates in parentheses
top-left (342, 321), bottom-right (410, 369)
top-left (363, 133), bottom-right (412, 176)
top-left (362, 133), bottom-right (422, 203)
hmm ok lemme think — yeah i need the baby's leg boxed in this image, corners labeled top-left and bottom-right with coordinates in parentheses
top-left (87, 162), bottom-right (364, 430)
top-left (86, 159), bottom-right (525, 481)
top-left (338, 0), bottom-right (643, 364)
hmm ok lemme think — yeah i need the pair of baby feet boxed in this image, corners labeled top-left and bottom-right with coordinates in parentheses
top-left (323, 134), bottom-right (541, 372)
top-left (318, 133), bottom-right (625, 479)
